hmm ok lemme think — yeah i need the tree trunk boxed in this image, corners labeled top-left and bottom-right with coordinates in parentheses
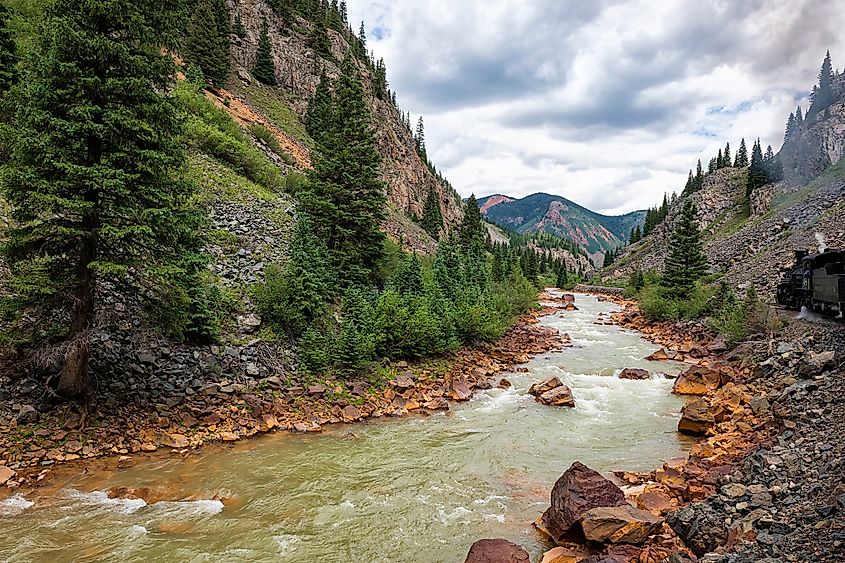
top-left (57, 235), bottom-right (96, 400)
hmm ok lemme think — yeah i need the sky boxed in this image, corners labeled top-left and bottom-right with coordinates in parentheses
top-left (345, 0), bottom-right (845, 215)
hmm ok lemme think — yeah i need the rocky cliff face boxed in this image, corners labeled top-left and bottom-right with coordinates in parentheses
top-left (780, 74), bottom-right (845, 182)
top-left (226, 0), bottom-right (464, 249)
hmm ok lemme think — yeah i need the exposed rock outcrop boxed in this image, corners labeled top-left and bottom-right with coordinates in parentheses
top-left (464, 539), bottom-right (530, 563)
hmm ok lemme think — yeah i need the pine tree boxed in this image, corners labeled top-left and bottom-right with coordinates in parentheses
top-left (311, 16), bottom-right (332, 58)
top-left (253, 22), bottom-right (277, 85)
top-left (745, 138), bottom-right (766, 215)
top-left (663, 200), bottom-right (708, 294)
top-left (795, 105), bottom-right (804, 125)
top-left (695, 159), bottom-right (704, 190)
top-left (393, 251), bottom-right (424, 296)
top-left (305, 70), bottom-right (333, 143)
top-left (232, 12), bottom-right (247, 39)
top-left (1, 0), bottom-right (200, 399)
top-left (434, 234), bottom-right (463, 301)
top-left (415, 116), bottom-right (427, 160)
top-left (0, 4), bottom-right (16, 96)
top-left (301, 54), bottom-right (386, 285)
top-left (459, 194), bottom-right (486, 251)
top-left (257, 215), bottom-right (333, 336)
top-left (716, 149), bottom-right (723, 169)
top-left (723, 142), bottom-right (731, 167)
top-left (784, 113), bottom-right (795, 143)
top-left (810, 51), bottom-right (835, 115)
top-left (186, 0), bottom-right (231, 86)
top-left (556, 266), bottom-right (569, 289)
top-left (421, 187), bottom-right (443, 239)
top-left (734, 138), bottom-right (749, 167)
top-left (373, 58), bottom-right (388, 99)
top-left (683, 170), bottom-right (694, 195)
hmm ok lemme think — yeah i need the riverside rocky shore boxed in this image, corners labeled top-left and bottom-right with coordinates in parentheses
top-left (466, 290), bottom-right (844, 563)
top-left (0, 299), bottom-right (569, 496)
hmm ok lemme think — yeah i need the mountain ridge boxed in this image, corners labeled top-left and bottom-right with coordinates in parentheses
top-left (477, 192), bottom-right (646, 258)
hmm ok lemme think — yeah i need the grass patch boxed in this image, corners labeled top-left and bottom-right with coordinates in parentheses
top-left (237, 84), bottom-right (314, 150)
top-left (248, 123), bottom-right (296, 166)
top-left (185, 153), bottom-right (278, 205)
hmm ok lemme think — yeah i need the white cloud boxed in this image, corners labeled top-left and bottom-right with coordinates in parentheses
top-left (347, 0), bottom-right (845, 214)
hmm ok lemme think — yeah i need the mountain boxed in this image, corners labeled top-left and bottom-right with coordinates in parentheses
top-left (605, 67), bottom-right (845, 297)
top-left (478, 193), bottom-right (645, 258)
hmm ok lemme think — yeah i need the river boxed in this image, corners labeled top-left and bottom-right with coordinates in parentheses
top-left (0, 293), bottom-right (689, 562)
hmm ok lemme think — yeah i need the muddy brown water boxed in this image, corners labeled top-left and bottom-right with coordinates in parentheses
top-left (0, 293), bottom-right (689, 562)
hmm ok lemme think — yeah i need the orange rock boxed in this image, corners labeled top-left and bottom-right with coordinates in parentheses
top-left (540, 545), bottom-right (589, 563)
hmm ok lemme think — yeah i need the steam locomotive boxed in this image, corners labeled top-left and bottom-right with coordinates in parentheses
top-left (776, 249), bottom-right (845, 317)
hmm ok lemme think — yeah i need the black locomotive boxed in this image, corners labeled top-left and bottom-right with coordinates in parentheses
top-left (777, 249), bottom-right (845, 317)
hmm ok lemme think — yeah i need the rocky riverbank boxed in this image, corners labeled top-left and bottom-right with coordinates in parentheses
top-left (466, 291), bottom-right (844, 563)
top-left (0, 298), bottom-right (569, 497)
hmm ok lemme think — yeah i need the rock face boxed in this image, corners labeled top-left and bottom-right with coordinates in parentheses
top-left (618, 368), bottom-right (650, 380)
top-left (543, 462), bottom-right (628, 542)
top-left (580, 505), bottom-right (663, 545)
top-left (464, 539), bottom-right (530, 563)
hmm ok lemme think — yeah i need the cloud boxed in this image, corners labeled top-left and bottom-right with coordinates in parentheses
top-left (347, 0), bottom-right (845, 214)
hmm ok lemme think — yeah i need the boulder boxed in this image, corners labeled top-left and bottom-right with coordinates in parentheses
top-left (236, 313), bottom-right (262, 333)
top-left (618, 368), bottom-right (650, 380)
top-left (645, 348), bottom-right (672, 361)
top-left (540, 546), bottom-right (590, 563)
top-left (16, 404), bottom-right (39, 425)
top-left (423, 398), bottom-right (449, 411)
top-left (563, 294), bottom-right (576, 303)
top-left (563, 303), bottom-right (579, 311)
top-left (539, 385), bottom-right (575, 407)
top-left (390, 372), bottom-right (415, 390)
top-left (464, 539), bottom-right (530, 563)
top-left (341, 405), bottom-right (361, 422)
top-left (580, 505), bottom-right (663, 545)
top-left (529, 377), bottom-right (563, 397)
top-left (498, 378), bottom-right (512, 389)
top-left (677, 398), bottom-right (715, 436)
top-left (672, 365), bottom-right (721, 395)
top-left (450, 380), bottom-right (473, 401)
top-left (307, 384), bottom-right (326, 397)
top-left (0, 466), bottom-right (15, 486)
top-left (636, 491), bottom-right (674, 515)
top-left (799, 350), bottom-right (836, 378)
top-left (545, 462), bottom-right (627, 542)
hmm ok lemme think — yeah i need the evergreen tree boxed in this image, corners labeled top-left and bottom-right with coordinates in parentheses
top-left (810, 51), bottom-right (835, 115)
top-left (185, 0), bottom-right (231, 86)
top-left (415, 116), bottom-right (427, 160)
top-left (253, 22), bottom-right (277, 85)
top-left (257, 215), bottom-right (333, 336)
top-left (683, 170), bottom-right (694, 195)
top-left (716, 149), bottom-right (723, 169)
top-left (694, 159), bottom-right (704, 191)
top-left (434, 234), bottom-right (463, 301)
top-left (0, 4), bottom-right (17, 96)
top-left (745, 138), bottom-right (767, 215)
top-left (302, 54), bottom-right (386, 285)
top-left (310, 17), bottom-right (332, 58)
top-left (232, 12), bottom-right (247, 39)
top-left (734, 138), bottom-right (749, 167)
top-left (556, 265), bottom-right (569, 289)
top-left (305, 70), bottom-right (333, 143)
top-left (459, 194), bottom-right (486, 251)
top-left (393, 251), bottom-right (424, 296)
top-left (373, 58), bottom-right (388, 99)
top-left (723, 142), bottom-right (731, 167)
top-left (420, 187), bottom-right (443, 239)
top-left (629, 225), bottom-right (641, 244)
top-left (795, 105), bottom-right (803, 125)
top-left (339, 1), bottom-right (348, 24)
top-left (491, 246), bottom-right (506, 283)
top-left (663, 200), bottom-right (708, 294)
top-left (1, 0), bottom-right (200, 399)
top-left (784, 113), bottom-right (796, 143)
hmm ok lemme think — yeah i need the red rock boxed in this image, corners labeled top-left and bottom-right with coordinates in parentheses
top-left (618, 368), bottom-right (650, 380)
top-left (678, 398), bottom-right (715, 436)
top-left (645, 349), bottom-right (671, 361)
top-left (545, 462), bottom-right (627, 542)
top-left (423, 398), bottom-right (449, 411)
top-left (538, 385), bottom-right (575, 407)
top-left (528, 377), bottom-right (563, 397)
top-left (158, 433), bottom-right (189, 449)
top-left (219, 432), bottom-right (239, 442)
top-left (580, 505), bottom-right (663, 544)
top-left (464, 539), bottom-right (530, 563)
top-left (450, 380), bottom-right (473, 401)
top-left (636, 491), bottom-right (674, 515)
top-left (0, 466), bottom-right (15, 486)
top-left (497, 378), bottom-right (512, 389)
top-left (540, 546), bottom-right (589, 563)
top-left (307, 384), bottom-right (326, 397)
top-left (672, 366), bottom-right (722, 395)
top-left (341, 405), bottom-right (362, 422)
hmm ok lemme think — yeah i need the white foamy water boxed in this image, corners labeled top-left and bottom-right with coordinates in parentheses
top-left (0, 495), bottom-right (34, 517)
top-left (0, 294), bottom-right (688, 562)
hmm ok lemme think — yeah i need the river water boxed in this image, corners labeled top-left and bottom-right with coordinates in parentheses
top-left (0, 293), bottom-right (688, 562)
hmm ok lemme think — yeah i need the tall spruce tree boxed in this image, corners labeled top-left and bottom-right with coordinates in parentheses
top-left (663, 200), bottom-right (708, 294)
top-left (459, 194), bottom-right (486, 251)
top-left (745, 139), bottom-right (767, 215)
top-left (415, 116), bottom-right (427, 160)
top-left (252, 22), bottom-right (277, 85)
top-left (734, 138), bottom-right (749, 167)
top-left (305, 70), bottom-right (333, 143)
top-left (0, 4), bottom-right (16, 96)
top-left (302, 54), bottom-right (386, 285)
top-left (1, 0), bottom-right (200, 399)
top-left (185, 0), bottom-right (231, 86)
top-left (257, 215), bottom-right (333, 336)
top-left (810, 51), bottom-right (834, 115)
top-left (723, 142), bottom-right (731, 167)
top-left (421, 187), bottom-right (443, 239)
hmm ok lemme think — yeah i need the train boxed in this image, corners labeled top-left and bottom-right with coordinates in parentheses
top-left (776, 249), bottom-right (845, 317)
